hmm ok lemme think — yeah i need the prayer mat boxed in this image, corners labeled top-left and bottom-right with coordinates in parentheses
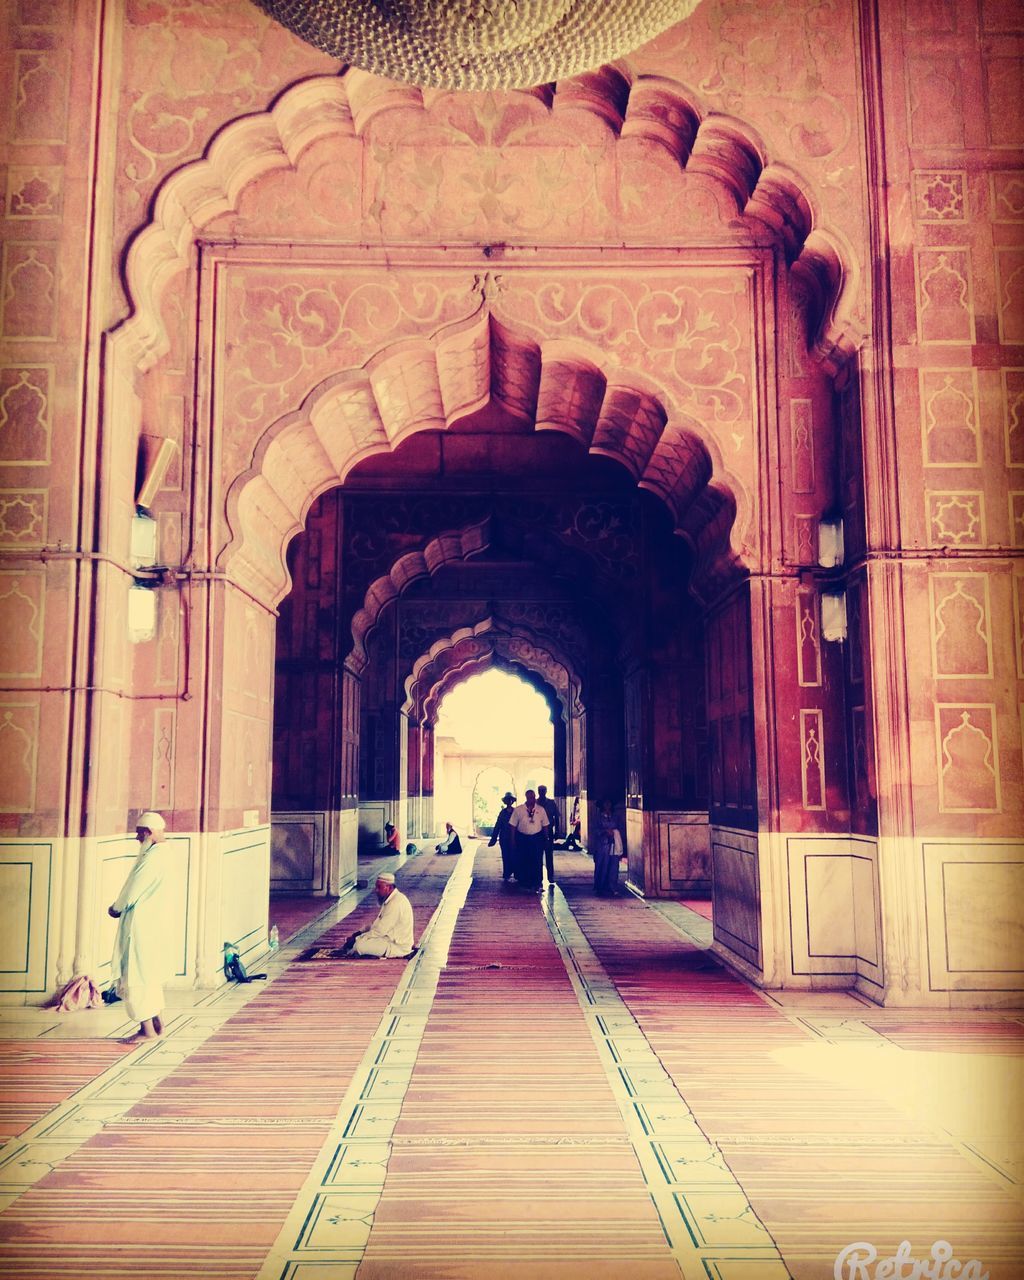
top-left (296, 944), bottom-right (352, 961)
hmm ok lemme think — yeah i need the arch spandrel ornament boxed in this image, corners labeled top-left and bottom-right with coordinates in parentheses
top-left (113, 70), bottom-right (859, 375)
top-left (222, 318), bottom-right (746, 609)
top-left (108, 66), bottom-right (861, 613)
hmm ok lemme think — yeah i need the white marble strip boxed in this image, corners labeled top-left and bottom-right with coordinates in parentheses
top-left (543, 889), bottom-right (793, 1280)
top-left (254, 849), bottom-right (477, 1280)
top-left (0, 872), bottom-right (395, 1211)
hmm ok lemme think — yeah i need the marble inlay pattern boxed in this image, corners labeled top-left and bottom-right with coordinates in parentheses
top-left (544, 891), bottom-right (791, 1279)
top-left (255, 850), bottom-right (476, 1280)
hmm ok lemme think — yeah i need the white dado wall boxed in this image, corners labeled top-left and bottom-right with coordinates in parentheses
top-left (920, 839), bottom-right (1024, 1001)
top-left (712, 829), bottom-right (884, 995)
top-left (0, 826), bottom-right (271, 1003)
top-left (782, 835), bottom-right (883, 994)
top-left (710, 827), bottom-right (762, 973)
top-left (218, 827), bottom-right (272, 976)
top-left (271, 811), bottom-right (328, 894)
top-left (0, 841), bottom-right (54, 995)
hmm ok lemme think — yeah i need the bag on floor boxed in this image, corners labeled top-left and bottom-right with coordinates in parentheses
top-left (225, 953), bottom-right (267, 983)
top-left (51, 974), bottom-right (104, 1013)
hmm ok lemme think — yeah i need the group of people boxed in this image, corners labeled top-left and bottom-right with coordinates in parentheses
top-left (488, 784), bottom-right (561, 892)
top-left (108, 793), bottom-right (626, 1044)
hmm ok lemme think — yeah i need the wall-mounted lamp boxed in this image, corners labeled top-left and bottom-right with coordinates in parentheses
top-left (817, 515), bottom-right (844, 569)
top-left (130, 508), bottom-right (158, 570)
top-left (821, 589), bottom-right (847, 643)
top-left (128, 583), bottom-right (157, 643)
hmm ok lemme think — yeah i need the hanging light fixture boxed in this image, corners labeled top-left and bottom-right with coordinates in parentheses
top-left (251, 0), bottom-right (702, 92)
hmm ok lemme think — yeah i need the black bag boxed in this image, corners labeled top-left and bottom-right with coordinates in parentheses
top-left (226, 953), bottom-right (267, 983)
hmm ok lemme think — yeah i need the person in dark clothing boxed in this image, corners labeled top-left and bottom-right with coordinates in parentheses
top-left (488, 791), bottom-right (517, 882)
top-left (435, 822), bottom-right (463, 855)
top-left (536, 784), bottom-right (559, 888)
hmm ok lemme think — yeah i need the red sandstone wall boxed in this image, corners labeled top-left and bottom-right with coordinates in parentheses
top-left (2, 0), bottom-right (1021, 857)
top-left (876, 0), bottom-right (1023, 839)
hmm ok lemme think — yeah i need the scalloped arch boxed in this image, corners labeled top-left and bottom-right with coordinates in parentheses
top-left (111, 68), bottom-right (861, 375)
top-left (223, 313), bottom-right (743, 607)
top-left (402, 617), bottom-right (582, 727)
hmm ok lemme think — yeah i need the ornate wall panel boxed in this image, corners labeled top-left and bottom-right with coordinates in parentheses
top-left (6, 165), bottom-right (63, 220)
top-left (919, 369), bottom-right (980, 466)
top-left (916, 248), bottom-right (976, 345)
top-left (996, 250), bottom-right (1024, 344)
top-left (0, 703), bottom-right (39, 815)
top-left (0, 367), bottom-right (51, 464)
top-left (0, 570), bottom-right (44, 678)
top-left (1, 244), bottom-right (59, 341)
top-left (1003, 368), bottom-right (1024, 466)
top-left (10, 45), bottom-right (69, 144)
top-left (0, 490), bottom-right (47, 547)
top-left (991, 171), bottom-right (1024, 222)
top-left (912, 170), bottom-right (967, 224)
top-left (924, 491), bottom-right (985, 548)
top-left (935, 705), bottom-right (1001, 815)
top-left (906, 55), bottom-right (965, 147)
top-left (929, 573), bottom-right (993, 679)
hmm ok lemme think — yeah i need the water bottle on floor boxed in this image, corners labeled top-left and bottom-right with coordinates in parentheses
top-left (269, 924), bottom-right (279, 952)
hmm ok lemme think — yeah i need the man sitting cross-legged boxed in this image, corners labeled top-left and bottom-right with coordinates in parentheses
top-left (342, 873), bottom-right (415, 958)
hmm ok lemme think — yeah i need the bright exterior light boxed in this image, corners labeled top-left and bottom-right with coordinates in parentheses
top-left (130, 511), bottom-right (158, 569)
top-left (817, 516), bottom-right (844, 569)
top-left (127, 584), bottom-right (157, 643)
top-left (436, 668), bottom-right (552, 753)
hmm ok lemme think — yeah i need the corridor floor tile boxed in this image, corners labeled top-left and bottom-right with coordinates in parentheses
top-left (0, 852), bottom-right (459, 1280)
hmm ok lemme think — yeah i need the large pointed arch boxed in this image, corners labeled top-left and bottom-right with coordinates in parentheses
top-left (403, 616), bottom-right (584, 726)
top-left (225, 314), bottom-right (743, 607)
top-left (110, 67), bottom-right (861, 377)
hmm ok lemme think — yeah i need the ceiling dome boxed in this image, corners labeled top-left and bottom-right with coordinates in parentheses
top-left (252, 0), bottom-right (702, 91)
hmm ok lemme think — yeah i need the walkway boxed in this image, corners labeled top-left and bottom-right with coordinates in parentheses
top-left (0, 844), bottom-right (1021, 1279)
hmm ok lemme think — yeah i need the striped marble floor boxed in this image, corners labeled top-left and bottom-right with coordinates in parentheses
top-left (0, 842), bottom-right (1021, 1280)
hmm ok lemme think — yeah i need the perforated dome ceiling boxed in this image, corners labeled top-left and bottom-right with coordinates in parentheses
top-left (252, 0), bottom-right (701, 91)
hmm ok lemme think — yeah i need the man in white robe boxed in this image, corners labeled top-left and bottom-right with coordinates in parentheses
top-left (345, 873), bottom-right (415, 958)
top-left (109, 811), bottom-right (172, 1042)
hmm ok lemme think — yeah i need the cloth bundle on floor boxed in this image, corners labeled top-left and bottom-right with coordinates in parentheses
top-left (50, 975), bottom-right (104, 1013)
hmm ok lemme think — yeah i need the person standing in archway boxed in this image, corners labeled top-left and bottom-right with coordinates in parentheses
top-left (108, 811), bottom-right (173, 1043)
top-left (592, 798), bottom-right (624, 897)
top-left (488, 791), bottom-right (517, 883)
top-left (536, 784), bottom-right (559, 889)
top-left (509, 789), bottom-right (548, 893)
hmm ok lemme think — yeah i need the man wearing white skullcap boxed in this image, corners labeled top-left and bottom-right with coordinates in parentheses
top-left (108, 810), bottom-right (172, 1042)
top-left (343, 872), bottom-right (415, 958)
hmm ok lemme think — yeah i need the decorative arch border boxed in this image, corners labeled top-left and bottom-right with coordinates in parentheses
top-left (423, 650), bottom-right (565, 731)
top-left (111, 66), bottom-right (862, 377)
top-left (403, 616), bottom-right (584, 725)
top-left (226, 314), bottom-right (742, 607)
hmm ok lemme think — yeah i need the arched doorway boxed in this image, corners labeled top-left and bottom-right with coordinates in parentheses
top-left (90, 68), bottom-right (898, 1004)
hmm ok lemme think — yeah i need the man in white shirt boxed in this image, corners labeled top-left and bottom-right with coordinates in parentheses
top-left (344, 873), bottom-right (415, 958)
top-left (108, 810), bottom-right (172, 1043)
top-left (509, 789), bottom-right (549, 892)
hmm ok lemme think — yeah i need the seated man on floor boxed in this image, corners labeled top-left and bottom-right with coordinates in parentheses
top-left (343, 873), bottom-right (415, 958)
top-left (434, 822), bottom-right (463, 856)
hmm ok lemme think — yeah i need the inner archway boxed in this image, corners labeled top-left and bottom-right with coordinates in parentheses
top-left (434, 668), bottom-right (554, 838)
